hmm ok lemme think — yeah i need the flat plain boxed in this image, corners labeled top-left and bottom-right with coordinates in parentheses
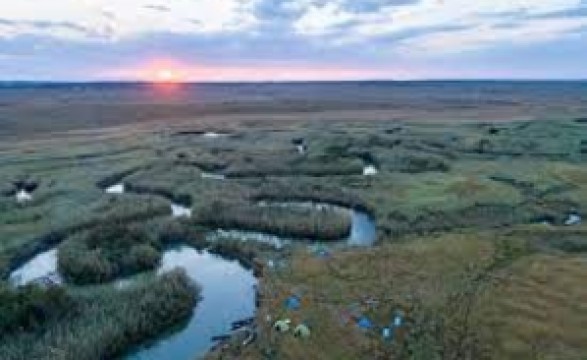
top-left (1, 81), bottom-right (587, 360)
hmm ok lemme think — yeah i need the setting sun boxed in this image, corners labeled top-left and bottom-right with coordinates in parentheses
top-left (155, 68), bottom-right (178, 82)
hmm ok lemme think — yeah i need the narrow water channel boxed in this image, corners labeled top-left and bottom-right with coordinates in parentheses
top-left (258, 201), bottom-right (377, 246)
top-left (10, 245), bottom-right (258, 360)
top-left (127, 246), bottom-right (257, 360)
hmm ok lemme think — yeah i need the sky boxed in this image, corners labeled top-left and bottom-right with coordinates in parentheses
top-left (0, 0), bottom-right (586, 81)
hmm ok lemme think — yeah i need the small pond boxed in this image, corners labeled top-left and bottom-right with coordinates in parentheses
top-left (171, 203), bottom-right (192, 218)
top-left (9, 249), bottom-right (62, 286)
top-left (105, 183), bottom-right (125, 194)
top-left (202, 132), bottom-right (230, 139)
top-left (363, 165), bottom-right (378, 176)
top-left (16, 189), bottom-right (33, 203)
top-left (201, 172), bottom-right (226, 180)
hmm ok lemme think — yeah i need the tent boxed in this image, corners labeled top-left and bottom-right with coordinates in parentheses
top-left (273, 319), bottom-right (291, 332)
top-left (294, 324), bottom-right (311, 338)
top-left (284, 295), bottom-right (301, 310)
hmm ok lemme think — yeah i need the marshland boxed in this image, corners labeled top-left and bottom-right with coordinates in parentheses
top-left (1, 81), bottom-right (587, 359)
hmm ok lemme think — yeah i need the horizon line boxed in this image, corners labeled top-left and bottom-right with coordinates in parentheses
top-left (1, 78), bottom-right (587, 85)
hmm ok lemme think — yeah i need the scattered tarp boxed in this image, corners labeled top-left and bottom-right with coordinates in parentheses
top-left (294, 324), bottom-right (311, 338)
top-left (382, 312), bottom-right (405, 340)
top-left (357, 316), bottom-right (373, 329)
top-left (565, 213), bottom-right (582, 226)
top-left (284, 295), bottom-right (301, 310)
top-left (393, 313), bottom-right (403, 327)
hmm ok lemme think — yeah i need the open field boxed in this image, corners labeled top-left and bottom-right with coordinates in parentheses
top-left (1, 82), bottom-right (587, 359)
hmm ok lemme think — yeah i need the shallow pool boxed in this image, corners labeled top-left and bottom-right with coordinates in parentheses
top-left (9, 249), bottom-right (62, 286)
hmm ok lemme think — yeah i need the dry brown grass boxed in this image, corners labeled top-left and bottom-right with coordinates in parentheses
top-left (478, 254), bottom-right (587, 360)
top-left (212, 232), bottom-right (495, 360)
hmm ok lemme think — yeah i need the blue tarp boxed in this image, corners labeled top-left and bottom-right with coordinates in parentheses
top-left (284, 296), bottom-right (301, 310)
top-left (357, 316), bottom-right (373, 329)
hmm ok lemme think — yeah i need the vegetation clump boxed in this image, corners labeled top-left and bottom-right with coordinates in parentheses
top-left (394, 153), bottom-right (450, 173)
top-left (58, 222), bottom-right (161, 284)
top-left (125, 183), bottom-right (192, 206)
top-left (95, 167), bottom-right (141, 189)
top-left (195, 201), bottom-right (352, 241)
top-left (0, 271), bottom-right (199, 360)
top-left (0, 284), bottom-right (73, 337)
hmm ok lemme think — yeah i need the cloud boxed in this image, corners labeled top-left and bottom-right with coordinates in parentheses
top-left (0, 0), bottom-right (586, 80)
top-left (1, 0), bottom-right (585, 53)
top-left (143, 4), bottom-right (171, 12)
top-left (0, 18), bottom-right (100, 39)
top-left (0, 0), bottom-right (259, 40)
top-left (396, 17), bottom-right (587, 55)
top-left (291, 0), bottom-right (587, 53)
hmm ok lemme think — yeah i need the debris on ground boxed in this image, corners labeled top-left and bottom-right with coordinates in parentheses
top-left (310, 244), bottom-right (331, 258)
top-left (231, 317), bottom-right (254, 331)
top-left (211, 334), bottom-right (232, 342)
top-left (241, 327), bottom-right (256, 346)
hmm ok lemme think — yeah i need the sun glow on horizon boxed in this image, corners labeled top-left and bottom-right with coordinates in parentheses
top-left (103, 59), bottom-right (400, 83)
top-left (153, 67), bottom-right (183, 83)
